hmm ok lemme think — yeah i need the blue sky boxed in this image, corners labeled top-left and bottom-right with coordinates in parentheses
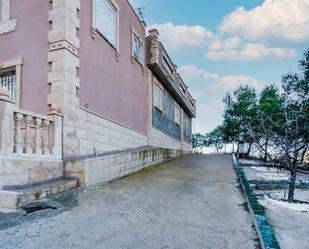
top-left (130, 0), bottom-right (309, 133)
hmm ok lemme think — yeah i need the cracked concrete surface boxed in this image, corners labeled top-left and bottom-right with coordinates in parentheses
top-left (0, 154), bottom-right (259, 249)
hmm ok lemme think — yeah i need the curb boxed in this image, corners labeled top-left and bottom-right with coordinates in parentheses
top-left (232, 154), bottom-right (281, 249)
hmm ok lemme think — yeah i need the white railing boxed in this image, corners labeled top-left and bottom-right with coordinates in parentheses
top-left (0, 91), bottom-right (62, 159)
top-left (13, 110), bottom-right (53, 155)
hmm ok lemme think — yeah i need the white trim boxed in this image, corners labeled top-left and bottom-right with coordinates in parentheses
top-left (0, 0), bottom-right (16, 35)
top-left (131, 26), bottom-right (144, 67)
top-left (92, 0), bottom-right (120, 54)
top-left (162, 53), bottom-right (174, 80)
top-left (174, 102), bottom-right (180, 125)
top-left (0, 57), bottom-right (22, 107)
top-left (152, 80), bottom-right (163, 112)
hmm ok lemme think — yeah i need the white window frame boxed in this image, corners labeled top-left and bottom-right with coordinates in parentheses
top-left (179, 83), bottom-right (186, 96)
top-left (131, 27), bottom-right (144, 66)
top-left (153, 81), bottom-right (163, 112)
top-left (0, 57), bottom-right (22, 107)
top-left (174, 102), bottom-right (180, 125)
top-left (189, 97), bottom-right (195, 108)
top-left (162, 54), bottom-right (174, 79)
top-left (0, 0), bottom-right (17, 35)
top-left (93, 0), bottom-right (119, 52)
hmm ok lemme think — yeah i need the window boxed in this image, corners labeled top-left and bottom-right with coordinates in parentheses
top-left (0, 68), bottom-right (15, 101)
top-left (180, 84), bottom-right (186, 96)
top-left (132, 32), bottom-right (144, 65)
top-left (189, 98), bottom-right (195, 108)
top-left (0, 0), bottom-right (17, 35)
top-left (0, 57), bottom-right (22, 106)
top-left (174, 103), bottom-right (180, 125)
top-left (93, 0), bottom-right (118, 48)
top-left (153, 82), bottom-right (163, 111)
top-left (162, 55), bottom-right (173, 76)
top-left (183, 113), bottom-right (192, 141)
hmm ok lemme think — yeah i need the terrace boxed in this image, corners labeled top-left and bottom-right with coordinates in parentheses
top-left (146, 28), bottom-right (196, 118)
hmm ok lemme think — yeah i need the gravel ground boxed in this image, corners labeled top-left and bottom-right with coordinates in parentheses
top-left (0, 154), bottom-right (259, 249)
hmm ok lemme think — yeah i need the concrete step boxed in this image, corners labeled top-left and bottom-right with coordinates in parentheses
top-left (0, 177), bottom-right (78, 210)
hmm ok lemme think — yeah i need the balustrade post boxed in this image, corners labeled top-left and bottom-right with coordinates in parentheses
top-left (14, 112), bottom-right (23, 153)
top-left (0, 91), bottom-right (15, 155)
top-left (42, 119), bottom-right (50, 155)
top-left (48, 110), bottom-right (63, 159)
top-left (23, 115), bottom-right (33, 153)
top-left (34, 118), bottom-right (42, 154)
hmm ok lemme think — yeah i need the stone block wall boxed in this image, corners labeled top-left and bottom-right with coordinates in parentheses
top-left (65, 147), bottom-right (183, 186)
top-left (73, 107), bottom-right (192, 156)
top-left (0, 159), bottom-right (63, 189)
top-left (75, 107), bottom-right (148, 155)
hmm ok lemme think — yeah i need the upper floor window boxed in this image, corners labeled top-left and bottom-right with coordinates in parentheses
top-left (93, 0), bottom-right (118, 49)
top-left (153, 82), bottom-right (163, 111)
top-left (132, 31), bottom-right (144, 65)
top-left (162, 55), bottom-right (174, 77)
top-left (189, 98), bottom-right (195, 108)
top-left (180, 83), bottom-right (186, 96)
top-left (0, 68), bottom-right (16, 101)
top-left (0, 0), bottom-right (17, 35)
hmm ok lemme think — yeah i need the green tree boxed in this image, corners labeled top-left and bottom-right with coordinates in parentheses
top-left (279, 49), bottom-right (309, 201)
top-left (192, 133), bottom-right (205, 153)
top-left (244, 49), bottom-right (309, 202)
top-left (222, 85), bottom-right (258, 158)
top-left (257, 85), bottom-right (283, 162)
top-left (205, 126), bottom-right (224, 154)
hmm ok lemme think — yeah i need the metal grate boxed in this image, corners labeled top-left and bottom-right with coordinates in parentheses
top-left (0, 70), bottom-right (16, 101)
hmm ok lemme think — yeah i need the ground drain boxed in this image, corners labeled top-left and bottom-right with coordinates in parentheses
top-left (22, 204), bottom-right (57, 213)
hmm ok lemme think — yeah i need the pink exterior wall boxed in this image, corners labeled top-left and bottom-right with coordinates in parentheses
top-left (0, 0), bottom-right (50, 114)
top-left (79, 0), bottom-right (148, 134)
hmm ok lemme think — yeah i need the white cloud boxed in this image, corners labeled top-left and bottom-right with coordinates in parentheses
top-left (206, 41), bottom-right (296, 61)
top-left (209, 36), bottom-right (242, 50)
top-left (148, 23), bottom-right (215, 51)
top-left (217, 75), bottom-right (262, 91)
top-left (219, 0), bottom-right (309, 43)
top-left (149, 22), bottom-right (296, 61)
top-left (178, 64), bottom-right (263, 91)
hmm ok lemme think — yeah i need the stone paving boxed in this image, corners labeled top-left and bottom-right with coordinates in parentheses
top-left (0, 154), bottom-right (259, 249)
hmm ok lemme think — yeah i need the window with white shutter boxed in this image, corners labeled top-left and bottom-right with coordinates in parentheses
top-left (132, 32), bottom-right (144, 65)
top-left (94, 0), bottom-right (118, 48)
top-left (153, 82), bottom-right (163, 111)
top-left (0, 0), bottom-right (17, 35)
top-left (174, 103), bottom-right (180, 125)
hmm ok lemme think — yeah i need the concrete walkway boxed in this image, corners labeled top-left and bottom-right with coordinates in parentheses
top-left (0, 154), bottom-right (259, 249)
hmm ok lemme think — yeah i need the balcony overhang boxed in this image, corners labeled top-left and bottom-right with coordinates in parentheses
top-left (148, 62), bottom-right (196, 118)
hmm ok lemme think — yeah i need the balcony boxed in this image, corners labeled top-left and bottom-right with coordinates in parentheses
top-left (146, 29), bottom-right (196, 118)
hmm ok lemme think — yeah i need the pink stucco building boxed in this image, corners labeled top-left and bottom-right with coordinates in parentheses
top-left (0, 0), bottom-right (196, 209)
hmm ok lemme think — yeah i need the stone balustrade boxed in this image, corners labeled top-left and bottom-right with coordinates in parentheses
top-left (13, 110), bottom-right (54, 155)
top-left (0, 92), bottom-right (62, 159)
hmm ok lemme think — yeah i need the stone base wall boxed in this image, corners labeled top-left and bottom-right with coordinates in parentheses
top-left (0, 158), bottom-right (63, 189)
top-left (74, 107), bottom-right (192, 156)
top-left (149, 127), bottom-right (192, 151)
top-left (65, 147), bottom-right (183, 186)
top-left (75, 108), bottom-right (148, 155)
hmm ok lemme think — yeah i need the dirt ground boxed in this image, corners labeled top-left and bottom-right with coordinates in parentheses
top-left (0, 154), bottom-right (259, 249)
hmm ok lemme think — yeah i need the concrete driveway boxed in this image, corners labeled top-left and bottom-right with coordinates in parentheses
top-left (0, 154), bottom-right (259, 249)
